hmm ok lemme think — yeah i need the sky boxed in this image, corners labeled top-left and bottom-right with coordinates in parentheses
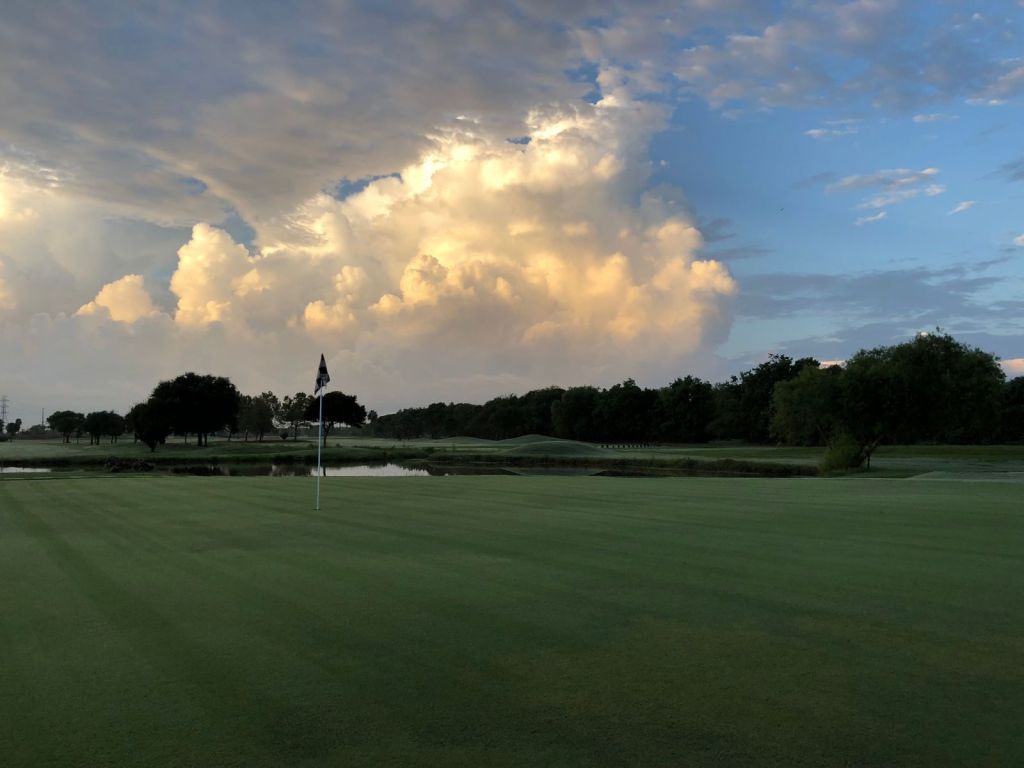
top-left (1, 0), bottom-right (1023, 423)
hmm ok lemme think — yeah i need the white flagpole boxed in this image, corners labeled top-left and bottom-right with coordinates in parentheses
top-left (316, 387), bottom-right (324, 510)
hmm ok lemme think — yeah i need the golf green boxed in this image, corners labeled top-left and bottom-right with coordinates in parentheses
top-left (1, 476), bottom-right (1022, 766)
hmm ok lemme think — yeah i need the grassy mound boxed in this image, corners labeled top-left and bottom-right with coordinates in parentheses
top-left (430, 435), bottom-right (495, 445)
top-left (498, 433), bottom-right (563, 445)
top-left (504, 439), bottom-right (606, 456)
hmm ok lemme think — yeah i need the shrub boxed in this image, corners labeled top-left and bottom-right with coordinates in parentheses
top-left (820, 432), bottom-right (866, 473)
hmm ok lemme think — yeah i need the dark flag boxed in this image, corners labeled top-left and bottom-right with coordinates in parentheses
top-left (315, 354), bottom-right (330, 395)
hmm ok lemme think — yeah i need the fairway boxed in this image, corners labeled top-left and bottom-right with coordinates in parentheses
top-left (2, 476), bottom-right (1023, 767)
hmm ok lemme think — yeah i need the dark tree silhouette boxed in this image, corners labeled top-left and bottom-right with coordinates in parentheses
top-left (126, 401), bottom-right (172, 452)
top-left (83, 411), bottom-right (126, 445)
top-left (305, 391), bottom-right (366, 446)
top-left (150, 372), bottom-right (241, 446)
top-left (47, 410), bottom-right (85, 443)
top-left (656, 376), bottom-right (716, 443)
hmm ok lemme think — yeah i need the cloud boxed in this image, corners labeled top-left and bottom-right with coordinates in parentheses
top-left (998, 158), bottom-right (1024, 183)
top-left (169, 224), bottom-right (261, 328)
top-left (805, 123), bottom-right (858, 139)
top-left (1003, 358), bottom-right (1024, 377)
top-left (0, 3), bottom-right (610, 224)
top-left (673, 2), bottom-right (1024, 112)
top-left (976, 65), bottom-right (1024, 102)
top-left (735, 262), bottom-right (1008, 322)
top-left (2, 87), bottom-right (737, 414)
top-left (725, 257), bottom-right (1024, 370)
top-left (912, 113), bottom-right (958, 123)
top-left (0, 272), bottom-right (11, 311)
top-left (1, 1), bottom-right (1019, 231)
top-left (76, 275), bottom-right (160, 323)
top-left (947, 201), bottom-right (975, 215)
top-left (855, 211), bottom-right (887, 226)
top-left (1014, 234), bottom-right (1024, 247)
top-left (2, 2), bottom-right (1022, 418)
top-left (828, 167), bottom-right (945, 209)
top-left (281, 95), bottom-right (737, 364)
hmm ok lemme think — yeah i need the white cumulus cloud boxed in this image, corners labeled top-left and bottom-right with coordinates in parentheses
top-left (29, 88), bottom-right (736, 411)
top-left (77, 275), bottom-right (160, 323)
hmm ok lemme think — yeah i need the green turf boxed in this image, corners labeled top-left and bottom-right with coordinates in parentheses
top-left (2, 475), bottom-right (1022, 766)
top-left (504, 440), bottom-right (607, 457)
top-left (498, 434), bottom-right (563, 444)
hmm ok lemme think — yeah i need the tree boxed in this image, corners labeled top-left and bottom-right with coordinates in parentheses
top-left (1003, 377), bottom-right (1024, 443)
top-left (278, 392), bottom-right (312, 440)
top-left (5, 418), bottom-right (22, 440)
top-left (552, 386), bottom-right (601, 441)
top-left (824, 331), bottom-right (1006, 469)
top-left (305, 391), bottom-right (366, 446)
top-left (656, 376), bottom-right (715, 443)
top-left (83, 411), bottom-right (125, 445)
top-left (738, 354), bottom-right (820, 443)
top-left (708, 379), bottom-right (742, 440)
top-left (238, 393), bottom-right (275, 441)
top-left (149, 372), bottom-right (241, 446)
top-left (594, 379), bottom-right (658, 442)
top-left (126, 401), bottom-right (172, 452)
top-left (47, 410), bottom-right (85, 443)
top-left (770, 365), bottom-right (841, 446)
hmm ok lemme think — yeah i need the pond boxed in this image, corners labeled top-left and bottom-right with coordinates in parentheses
top-left (0, 462), bottom-right (774, 479)
top-left (274, 464), bottom-right (605, 477)
top-left (170, 463), bottom-right (610, 477)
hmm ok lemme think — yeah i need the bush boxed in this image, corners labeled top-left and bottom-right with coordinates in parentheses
top-left (820, 433), bottom-right (866, 473)
top-left (279, 430), bottom-right (290, 441)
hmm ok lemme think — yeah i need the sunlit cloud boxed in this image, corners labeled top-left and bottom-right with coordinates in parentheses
top-left (58, 88), bottom-right (737, 407)
top-left (77, 275), bottom-right (160, 323)
top-left (1, 2), bottom-right (1023, 417)
top-left (1002, 358), bottom-right (1024, 377)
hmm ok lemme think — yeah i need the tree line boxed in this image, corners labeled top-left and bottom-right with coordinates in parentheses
top-left (46, 374), bottom-right (367, 452)
top-left (372, 332), bottom-right (1023, 468)
top-left (32, 332), bottom-right (1023, 469)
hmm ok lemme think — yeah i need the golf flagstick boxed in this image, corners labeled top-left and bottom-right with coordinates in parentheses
top-left (314, 354), bottom-right (330, 510)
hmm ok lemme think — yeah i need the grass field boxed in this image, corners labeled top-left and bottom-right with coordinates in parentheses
top-left (2, 475), bottom-right (1022, 766)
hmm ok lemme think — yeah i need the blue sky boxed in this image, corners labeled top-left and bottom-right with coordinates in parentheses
top-left (0, 1), bottom-right (1022, 419)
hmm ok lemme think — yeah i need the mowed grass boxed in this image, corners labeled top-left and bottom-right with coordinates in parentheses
top-left (1, 476), bottom-right (1023, 767)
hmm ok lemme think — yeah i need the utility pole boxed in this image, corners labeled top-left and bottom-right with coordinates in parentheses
top-left (0, 395), bottom-right (8, 430)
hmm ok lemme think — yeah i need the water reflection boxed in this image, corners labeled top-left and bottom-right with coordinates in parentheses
top-left (0, 466), bottom-right (53, 474)
top-left (284, 464), bottom-right (605, 477)
top-left (287, 463), bottom-right (430, 477)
